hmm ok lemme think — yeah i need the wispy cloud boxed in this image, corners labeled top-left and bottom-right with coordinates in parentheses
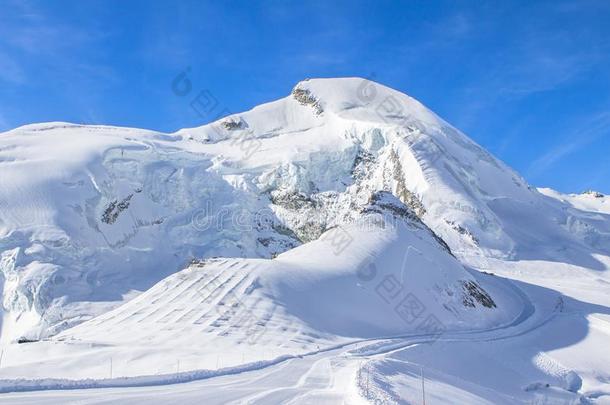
top-left (528, 111), bottom-right (610, 177)
top-left (581, 162), bottom-right (610, 193)
top-left (0, 111), bottom-right (11, 131)
top-left (0, 1), bottom-right (113, 86)
top-left (439, 3), bottom-right (610, 134)
top-left (492, 38), bottom-right (606, 97)
top-left (0, 51), bottom-right (25, 84)
top-left (6, 24), bottom-right (99, 56)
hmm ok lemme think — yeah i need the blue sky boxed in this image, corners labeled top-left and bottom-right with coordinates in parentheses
top-left (1, 0), bottom-right (609, 193)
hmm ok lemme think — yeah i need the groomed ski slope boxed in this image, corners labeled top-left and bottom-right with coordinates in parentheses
top-left (3, 253), bottom-right (610, 404)
top-left (3, 258), bottom-right (608, 404)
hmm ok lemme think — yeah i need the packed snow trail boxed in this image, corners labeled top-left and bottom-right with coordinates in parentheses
top-left (4, 263), bottom-right (603, 404)
top-left (0, 273), bottom-right (561, 404)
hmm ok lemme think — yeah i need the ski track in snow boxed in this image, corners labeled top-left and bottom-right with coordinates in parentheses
top-left (0, 275), bottom-right (554, 404)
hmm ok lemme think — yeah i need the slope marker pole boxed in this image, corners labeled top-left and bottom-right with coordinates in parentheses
top-left (421, 366), bottom-right (426, 405)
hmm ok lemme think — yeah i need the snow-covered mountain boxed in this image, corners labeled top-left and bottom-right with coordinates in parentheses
top-left (1, 78), bottom-right (609, 404)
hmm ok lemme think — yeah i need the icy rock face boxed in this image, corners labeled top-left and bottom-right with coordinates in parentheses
top-left (362, 191), bottom-right (420, 221)
top-left (220, 117), bottom-right (246, 130)
top-left (583, 190), bottom-right (604, 198)
top-left (459, 280), bottom-right (496, 308)
top-left (0, 77), bottom-right (606, 341)
top-left (101, 194), bottom-right (134, 224)
top-left (291, 82), bottom-right (324, 115)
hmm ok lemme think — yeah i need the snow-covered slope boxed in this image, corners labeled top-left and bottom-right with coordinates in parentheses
top-left (539, 188), bottom-right (610, 214)
top-left (1, 77), bottom-right (609, 403)
top-left (0, 197), bottom-right (518, 380)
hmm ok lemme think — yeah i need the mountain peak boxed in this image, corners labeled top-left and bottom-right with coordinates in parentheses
top-left (288, 77), bottom-right (443, 127)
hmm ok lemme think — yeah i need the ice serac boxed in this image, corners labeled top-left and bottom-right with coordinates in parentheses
top-left (180, 78), bottom-right (609, 263)
top-left (0, 77), bottom-right (605, 344)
